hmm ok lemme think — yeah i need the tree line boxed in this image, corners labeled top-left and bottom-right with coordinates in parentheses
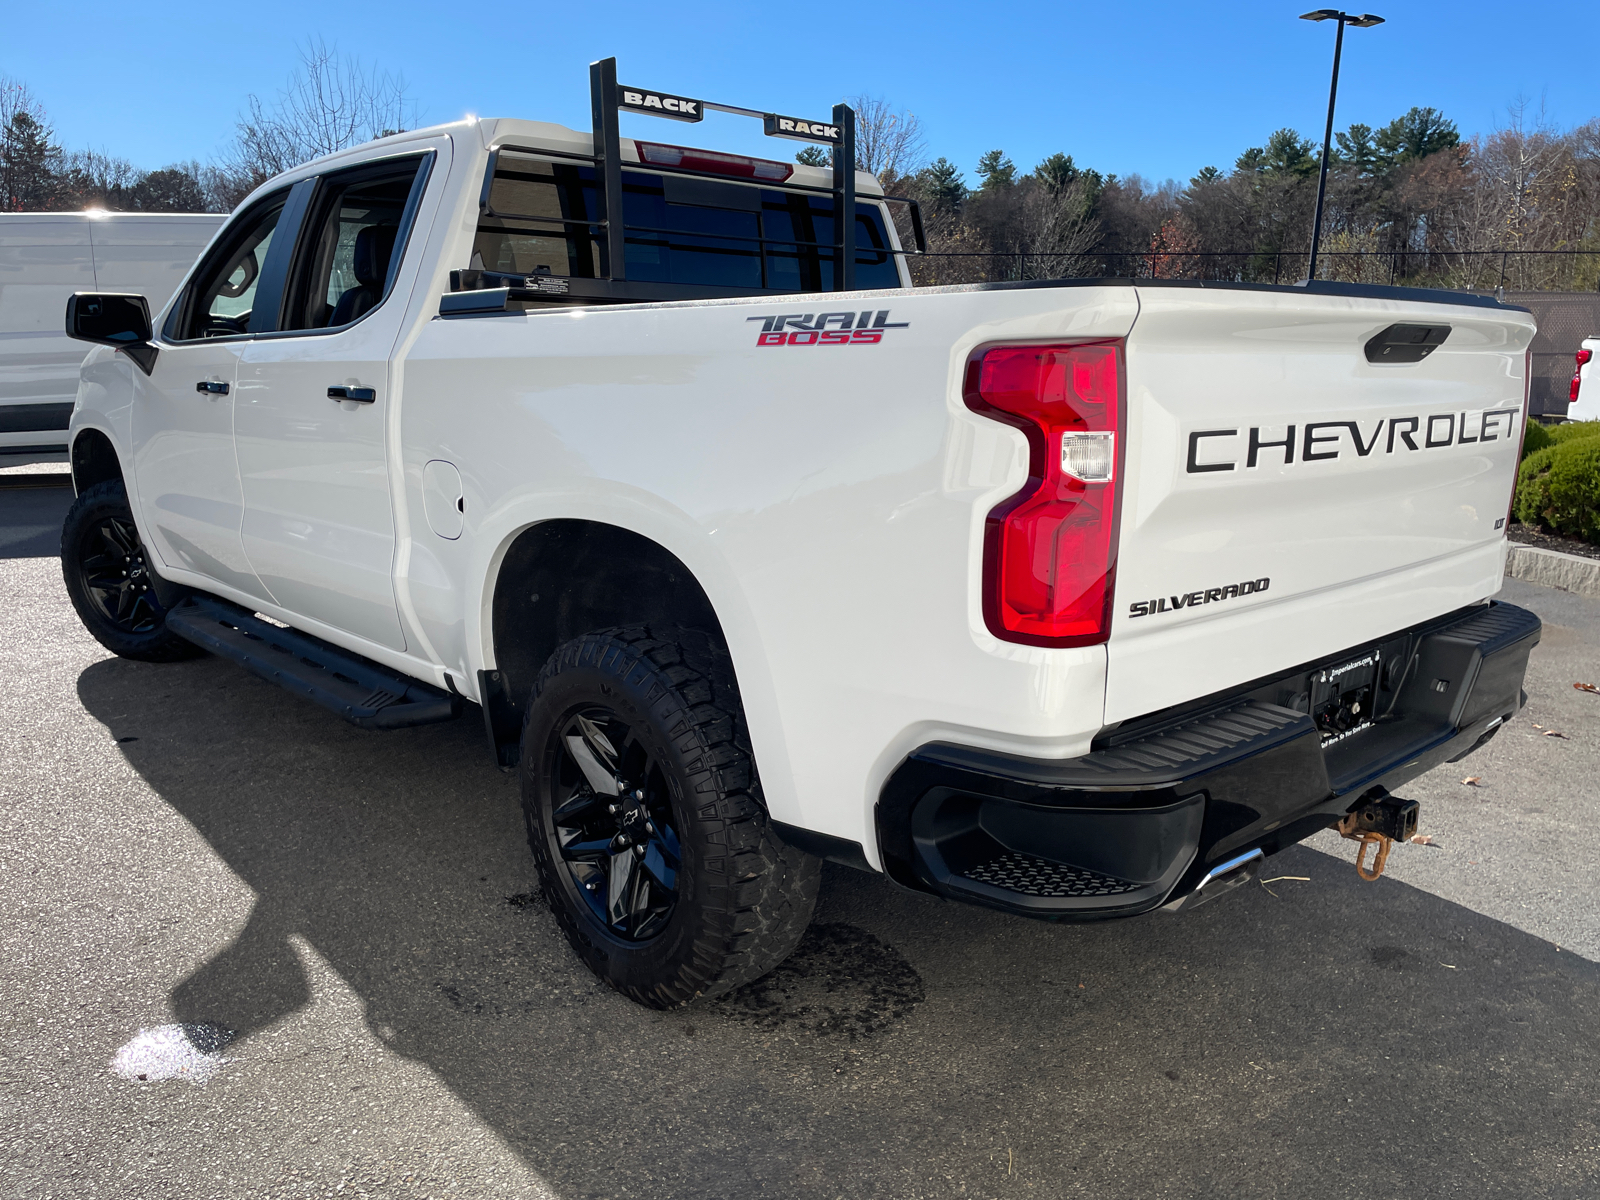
top-left (5, 50), bottom-right (1597, 292)
top-left (865, 102), bottom-right (1600, 291)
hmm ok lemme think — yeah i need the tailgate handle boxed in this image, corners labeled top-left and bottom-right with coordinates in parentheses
top-left (1366, 323), bottom-right (1450, 364)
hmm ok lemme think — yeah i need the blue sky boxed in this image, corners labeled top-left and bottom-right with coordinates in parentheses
top-left (5, 1), bottom-right (1592, 186)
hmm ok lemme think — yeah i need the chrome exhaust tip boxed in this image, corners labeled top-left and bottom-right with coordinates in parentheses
top-left (1161, 848), bottom-right (1264, 913)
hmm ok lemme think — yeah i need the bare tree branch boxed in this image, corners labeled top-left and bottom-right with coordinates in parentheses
top-left (847, 95), bottom-right (926, 185)
top-left (223, 38), bottom-right (416, 197)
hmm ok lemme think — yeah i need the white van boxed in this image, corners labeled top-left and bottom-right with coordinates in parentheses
top-left (0, 212), bottom-right (225, 458)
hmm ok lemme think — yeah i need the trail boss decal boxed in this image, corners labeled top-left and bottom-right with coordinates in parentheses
top-left (763, 114), bottom-right (841, 143)
top-left (1129, 578), bottom-right (1270, 620)
top-left (747, 310), bottom-right (908, 346)
top-left (1185, 407), bottom-right (1522, 473)
top-left (619, 87), bottom-right (703, 122)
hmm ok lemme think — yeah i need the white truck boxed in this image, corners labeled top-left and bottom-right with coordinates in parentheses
top-left (60, 61), bottom-right (1542, 1007)
top-left (1570, 337), bottom-right (1597, 422)
top-left (1, 211), bottom-right (225, 459)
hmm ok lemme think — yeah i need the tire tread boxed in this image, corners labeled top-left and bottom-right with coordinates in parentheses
top-left (521, 625), bottom-right (818, 1007)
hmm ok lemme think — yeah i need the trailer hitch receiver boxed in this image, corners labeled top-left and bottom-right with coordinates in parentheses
top-left (1336, 790), bottom-right (1419, 881)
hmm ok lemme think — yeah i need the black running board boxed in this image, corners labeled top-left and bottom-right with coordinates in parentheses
top-left (166, 595), bottom-right (461, 730)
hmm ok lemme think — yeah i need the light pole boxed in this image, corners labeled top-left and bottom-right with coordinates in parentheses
top-left (1301, 9), bottom-right (1384, 284)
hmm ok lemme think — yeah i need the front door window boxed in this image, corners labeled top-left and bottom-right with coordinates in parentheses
top-left (179, 198), bottom-right (286, 340)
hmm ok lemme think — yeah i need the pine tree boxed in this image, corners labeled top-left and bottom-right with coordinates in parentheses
top-left (920, 157), bottom-right (967, 212)
top-left (975, 149), bottom-right (1016, 192)
top-left (1335, 123), bottom-right (1382, 177)
top-left (1034, 152), bottom-right (1080, 195)
top-left (1, 110), bottom-right (63, 210)
top-left (1375, 107), bottom-right (1460, 168)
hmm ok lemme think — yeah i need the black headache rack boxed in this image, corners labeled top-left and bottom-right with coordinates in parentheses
top-left (441, 57), bottom-right (926, 314)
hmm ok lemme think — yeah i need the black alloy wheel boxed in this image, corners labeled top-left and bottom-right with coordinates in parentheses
top-left (548, 706), bottom-right (682, 941)
top-left (77, 511), bottom-right (163, 634)
top-left (521, 627), bottom-right (820, 1008)
top-left (60, 480), bottom-right (202, 662)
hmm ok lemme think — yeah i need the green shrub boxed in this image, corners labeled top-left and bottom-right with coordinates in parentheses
top-left (1548, 420), bottom-right (1600, 447)
top-left (1515, 436), bottom-right (1600, 542)
top-left (1546, 437), bottom-right (1600, 542)
top-left (1515, 446), bottom-right (1557, 527)
top-left (1521, 419), bottom-right (1552, 459)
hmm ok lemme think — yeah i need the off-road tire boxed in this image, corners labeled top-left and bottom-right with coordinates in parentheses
top-left (520, 625), bottom-right (820, 1008)
top-left (60, 480), bottom-right (201, 662)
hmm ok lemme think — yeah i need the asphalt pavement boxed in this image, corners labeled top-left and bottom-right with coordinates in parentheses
top-left (2, 472), bottom-right (1597, 1200)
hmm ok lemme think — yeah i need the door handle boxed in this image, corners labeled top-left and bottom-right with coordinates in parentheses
top-left (195, 381), bottom-right (229, 395)
top-left (328, 386), bottom-right (377, 404)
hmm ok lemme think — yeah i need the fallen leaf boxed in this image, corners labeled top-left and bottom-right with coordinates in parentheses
top-left (1410, 834), bottom-right (1437, 846)
top-left (1575, 682), bottom-right (1598, 694)
top-left (1461, 776), bottom-right (1481, 786)
top-left (1543, 729), bottom-right (1569, 739)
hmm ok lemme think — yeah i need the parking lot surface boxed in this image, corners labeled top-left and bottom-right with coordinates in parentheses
top-left (3, 473), bottom-right (1598, 1199)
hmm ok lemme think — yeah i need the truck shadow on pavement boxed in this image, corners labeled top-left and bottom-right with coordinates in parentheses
top-left (78, 652), bottom-right (1600, 1200)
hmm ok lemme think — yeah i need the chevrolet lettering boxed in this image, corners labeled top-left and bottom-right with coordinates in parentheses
top-left (1186, 408), bottom-right (1522, 472)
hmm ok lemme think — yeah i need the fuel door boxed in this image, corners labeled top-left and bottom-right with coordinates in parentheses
top-left (422, 459), bottom-right (464, 540)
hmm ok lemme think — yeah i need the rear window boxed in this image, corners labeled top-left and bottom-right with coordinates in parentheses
top-left (474, 150), bottom-right (899, 292)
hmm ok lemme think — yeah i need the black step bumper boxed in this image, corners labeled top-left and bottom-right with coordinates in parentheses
top-left (876, 600), bottom-right (1541, 919)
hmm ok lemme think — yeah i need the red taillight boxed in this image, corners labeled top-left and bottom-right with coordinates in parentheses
top-left (965, 342), bottom-right (1124, 647)
top-left (1573, 348), bottom-right (1593, 403)
top-left (633, 141), bottom-right (794, 182)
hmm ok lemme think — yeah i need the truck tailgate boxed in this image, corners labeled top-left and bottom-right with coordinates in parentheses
top-left (1106, 285), bottom-right (1535, 724)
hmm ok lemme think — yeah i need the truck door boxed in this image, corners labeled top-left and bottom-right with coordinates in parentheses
top-left (134, 189), bottom-right (299, 601)
top-left (233, 150), bottom-right (437, 652)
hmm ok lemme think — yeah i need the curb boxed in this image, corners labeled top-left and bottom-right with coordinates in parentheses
top-left (1506, 543), bottom-right (1600, 599)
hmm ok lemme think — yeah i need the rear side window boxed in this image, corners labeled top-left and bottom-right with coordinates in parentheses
top-left (283, 156), bottom-right (428, 331)
top-left (174, 192), bottom-right (287, 340)
top-left (474, 150), bottom-right (899, 291)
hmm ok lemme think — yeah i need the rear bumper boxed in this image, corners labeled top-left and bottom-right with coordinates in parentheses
top-left (876, 600), bottom-right (1540, 919)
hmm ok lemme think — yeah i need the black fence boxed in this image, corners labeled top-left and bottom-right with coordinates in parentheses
top-left (904, 248), bottom-right (1600, 293)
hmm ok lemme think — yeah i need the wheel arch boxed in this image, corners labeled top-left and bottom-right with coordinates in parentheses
top-left (469, 507), bottom-right (798, 824)
top-left (486, 520), bottom-right (726, 717)
top-left (69, 426), bottom-right (124, 495)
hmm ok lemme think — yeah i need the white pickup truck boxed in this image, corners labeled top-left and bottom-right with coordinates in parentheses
top-left (1571, 337), bottom-right (1597, 421)
top-left (60, 61), bottom-right (1542, 1008)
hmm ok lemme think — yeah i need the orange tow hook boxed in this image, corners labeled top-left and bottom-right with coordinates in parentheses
top-left (1336, 792), bottom-right (1420, 882)
top-left (1337, 816), bottom-right (1392, 880)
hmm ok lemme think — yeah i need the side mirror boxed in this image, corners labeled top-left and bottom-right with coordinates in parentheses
top-left (66, 293), bottom-right (157, 374)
